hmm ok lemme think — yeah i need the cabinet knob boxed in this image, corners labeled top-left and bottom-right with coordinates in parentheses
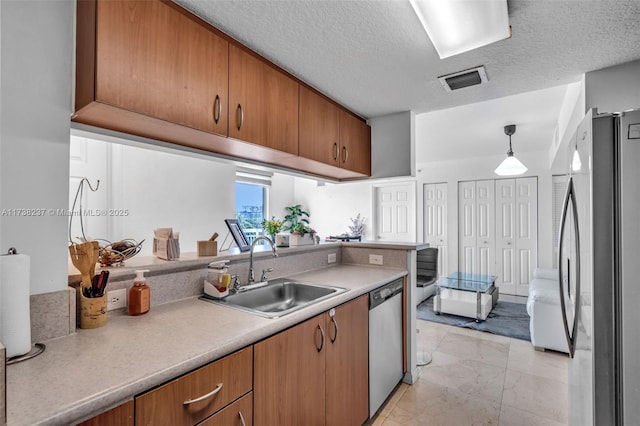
top-left (236, 104), bottom-right (244, 131)
top-left (342, 146), bottom-right (348, 163)
top-left (239, 411), bottom-right (247, 426)
top-left (213, 95), bottom-right (222, 124)
top-left (333, 143), bottom-right (338, 160)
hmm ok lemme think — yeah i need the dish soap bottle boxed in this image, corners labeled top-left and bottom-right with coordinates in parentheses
top-left (129, 269), bottom-right (150, 316)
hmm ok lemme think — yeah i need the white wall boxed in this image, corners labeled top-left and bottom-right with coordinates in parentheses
top-left (0, 0), bottom-right (73, 295)
top-left (370, 111), bottom-right (415, 179)
top-left (294, 178), bottom-right (375, 240)
top-left (109, 144), bottom-right (236, 256)
top-left (70, 135), bottom-right (299, 257)
top-left (586, 59), bottom-right (640, 114)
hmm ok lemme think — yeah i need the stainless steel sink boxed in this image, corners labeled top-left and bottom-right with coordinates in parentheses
top-left (201, 278), bottom-right (347, 318)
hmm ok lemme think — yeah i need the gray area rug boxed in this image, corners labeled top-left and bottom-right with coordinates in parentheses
top-left (417, 296), bottom-right (531, 342)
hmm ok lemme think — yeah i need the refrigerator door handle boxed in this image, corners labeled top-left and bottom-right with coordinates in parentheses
top-left (558, 177), bottom-right (581, 358)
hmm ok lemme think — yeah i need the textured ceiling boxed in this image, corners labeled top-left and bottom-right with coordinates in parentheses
top-left (174, 0), bottom-right (640, 162)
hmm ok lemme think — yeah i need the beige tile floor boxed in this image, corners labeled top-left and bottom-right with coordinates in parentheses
top-left (370, 320), bottom-right (570, 426)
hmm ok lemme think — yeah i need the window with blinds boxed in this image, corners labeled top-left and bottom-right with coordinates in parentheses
top-left (235, 168), bottom-right (272, 242)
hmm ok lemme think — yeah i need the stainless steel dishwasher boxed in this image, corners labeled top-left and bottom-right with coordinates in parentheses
top-left (369, 277), bottom-right (404, 418)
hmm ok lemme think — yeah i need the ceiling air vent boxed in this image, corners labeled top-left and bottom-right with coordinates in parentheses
top-left (438, 66), bottom-right (488, 92)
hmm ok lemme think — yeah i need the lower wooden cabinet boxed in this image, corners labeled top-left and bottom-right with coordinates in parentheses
top-left (135, 347), bottom-right (253, 426)
top-left (325, 295), bottom-right (369, 425)
top-left (254, 295), bottom-right (369, 426)
top-left (76, 400), bottom-right (133, 426)
top-left (197, 392), bottom-right (253, 426)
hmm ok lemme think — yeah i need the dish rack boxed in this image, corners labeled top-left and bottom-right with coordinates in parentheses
top-left (96, 239), bottom-right (144, 267)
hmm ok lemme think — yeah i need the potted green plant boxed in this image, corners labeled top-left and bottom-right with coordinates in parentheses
top-left (262, 216), bottom-right (283, 242)
top-left (284, 204), bottom-right (316, 246)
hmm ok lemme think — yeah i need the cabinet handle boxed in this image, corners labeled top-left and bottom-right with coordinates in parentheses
top-left (182, 383), bottom-right (223, 405)
top-left (342, 146), bottom-right (348, 163)
top-left (236, 104), bottom-right (244, 131)
top-left (238, 411), bottom-right (246, 426)
top-left (213, 95), bottom-right (222, 124)
top-left (315, 324), bottom-right (325, 352)
top-left (333, 143), bottom-right (338, 160)
top-left (330, 316), bottom-right (338, 343)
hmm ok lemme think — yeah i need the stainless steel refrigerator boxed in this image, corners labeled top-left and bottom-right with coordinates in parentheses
top-left (558, 107), bottom-right (640, 425)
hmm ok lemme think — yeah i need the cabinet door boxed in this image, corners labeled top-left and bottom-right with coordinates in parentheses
top-left (96, 0), bottom-right (229, 135)
top-left (299, 86), bottom-right (340, 166)
top-left (325, 295), bottom-right (369, 426)
top-left (339, 110), bottom-right (371, 175)
top-left (254, 314), bottom-right (325, 426)
top-left (229, 45), bottom-right (299, 154)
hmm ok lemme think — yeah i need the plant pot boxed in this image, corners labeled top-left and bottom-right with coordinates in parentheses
top-left (289, 233), bottom-right (315, 246)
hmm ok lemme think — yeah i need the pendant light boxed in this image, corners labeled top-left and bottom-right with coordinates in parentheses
top-left (495, 124), bottom-right (527, 176)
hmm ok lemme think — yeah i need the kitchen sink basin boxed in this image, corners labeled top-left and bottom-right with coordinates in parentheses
top-left (201, 278), bottom-right (348, 318)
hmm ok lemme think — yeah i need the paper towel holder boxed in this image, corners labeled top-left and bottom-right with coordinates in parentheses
top-left (3, 247), bottom-right (47, 364)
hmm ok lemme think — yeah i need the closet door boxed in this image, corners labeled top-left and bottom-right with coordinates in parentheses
top-left (496, 179), bottom-right (517, 294)
top-left (424, 183), bottom-right (447, 278)
top-left (514, 177), bottom-right (537, 296)
top-left (496, 177), bottom-right (538, 296)
top-left (475, 180), bottom-right (496, 277)
top-left (458, 181), bottom-right (477, 274)
top-left (458, 181), bottom-right (495, 277)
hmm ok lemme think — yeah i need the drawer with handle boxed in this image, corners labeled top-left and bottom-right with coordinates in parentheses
top-left (197, 392), bottom-right (253, 426)
top-left (135, 347), bottom-right (253, 426)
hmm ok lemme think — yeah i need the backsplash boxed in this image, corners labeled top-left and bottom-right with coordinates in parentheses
top-left (32, 243), bottom-right (406, 341)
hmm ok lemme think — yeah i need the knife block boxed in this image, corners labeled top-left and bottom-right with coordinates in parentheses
top-left (197, 240), bottom-right (218, 257)
top-left (79, 290), bottom-right (107, 329)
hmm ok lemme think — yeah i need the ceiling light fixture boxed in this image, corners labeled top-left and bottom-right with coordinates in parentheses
top-left (495, 124), bottom-right (527, 176)
top-left (409, 0), bottom-right (510, 59)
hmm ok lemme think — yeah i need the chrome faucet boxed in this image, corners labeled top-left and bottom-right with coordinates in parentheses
top-left (248, 236), bottom-right (278, 284)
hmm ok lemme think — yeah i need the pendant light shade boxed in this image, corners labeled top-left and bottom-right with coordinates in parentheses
top-left (495, 124), bottom-right (527, 176)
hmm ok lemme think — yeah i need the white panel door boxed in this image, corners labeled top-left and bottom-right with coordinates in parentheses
top-left (515, 177), bottom-right (537, 296)
top-left (495, 177), bottom-right (538, 296)
top-left (374, 183), bottom-right (416, 242)
top-left (495, 179), bottom-right (516, 294)
top-left (458, 181), bottom-right (477, 274)
top-left (423, 183), bottom-right (447, 277)
top-left (475, 180), bottom-right (495, 277)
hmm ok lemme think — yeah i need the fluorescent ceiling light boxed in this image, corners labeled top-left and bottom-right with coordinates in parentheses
top-left (409, 0), bottom-right (510, 59)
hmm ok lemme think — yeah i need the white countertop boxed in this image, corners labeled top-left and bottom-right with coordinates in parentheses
top-left (7, 264), bottom-right (406, 425)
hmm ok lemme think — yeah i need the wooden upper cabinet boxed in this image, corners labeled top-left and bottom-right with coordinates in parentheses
top-left (299, 87), bottom-right (371, 176)
top-left (229, 45), bottom-right (299, 155)
top-left (339, 110), bottom-right (371, 176)
top-left (299, 86), bottom-right (340, 167)
top-left (94, 0), bottom-right (229, 135)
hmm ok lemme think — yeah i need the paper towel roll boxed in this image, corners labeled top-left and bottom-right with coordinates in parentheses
top-left (0, 253), bottom-right (31, 357)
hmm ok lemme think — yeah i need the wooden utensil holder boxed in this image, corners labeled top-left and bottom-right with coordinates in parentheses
top-left (197, 240), bottom-right (218, 257)
top-left (79, 290), bottom-right (107, 329)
